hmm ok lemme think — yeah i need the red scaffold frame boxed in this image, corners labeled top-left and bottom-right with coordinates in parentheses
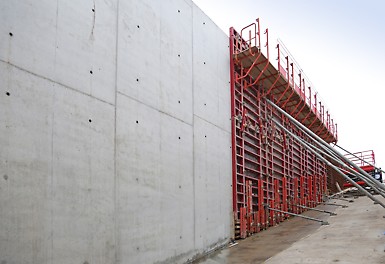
top-left (230, 19), bottom-right (333, 238)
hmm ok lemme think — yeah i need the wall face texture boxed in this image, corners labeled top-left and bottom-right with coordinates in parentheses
top-left (0, 0), bottom-right (232, 263)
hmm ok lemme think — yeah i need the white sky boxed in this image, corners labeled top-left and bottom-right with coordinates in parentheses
top-left (193, 0), bottom-right (385, 168)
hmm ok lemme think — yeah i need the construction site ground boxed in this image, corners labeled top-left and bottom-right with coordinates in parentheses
top-left (195, 195), bottom-right (385, 264)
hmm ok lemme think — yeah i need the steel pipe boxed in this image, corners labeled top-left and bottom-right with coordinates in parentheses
top-left (290, 203), bottom-right (337, 216)
top-left (266, 108), bottom-right (385, 209)
top-left (266, 99), bottom-right (385, 194)
top-left (275, 120), bottom-right (385, 208)
top-left (267, 99), bottom-right (385, 191)
top-left (289, 129), bottom-right (385, 198)
top-left (266, 206), bottom-right (329, 225)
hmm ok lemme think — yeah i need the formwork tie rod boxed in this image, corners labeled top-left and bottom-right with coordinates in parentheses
top-left (265, 206), bottom-right (329, 225)
top-left (290, 204), bottom-right (337, 216)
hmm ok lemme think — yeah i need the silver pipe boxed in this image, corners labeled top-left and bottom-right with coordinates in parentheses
top-left (271, 117), bottom-right (385, 209)
top-left (322, 203), bottom-right (348, 208)
top-left (329, 197), bottom-right (354, 203)
top-left (266, 206), bottom-right (329, 225)
top-left (266, 99), bottom-right (385, 192)
top-left (290, 203), bottom-right (337, 215)
top-left (291, 129), bottom-right (385, 197)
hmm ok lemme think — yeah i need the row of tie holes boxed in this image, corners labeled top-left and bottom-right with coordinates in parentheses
top-left (6, 14), bottom-right (211, 130)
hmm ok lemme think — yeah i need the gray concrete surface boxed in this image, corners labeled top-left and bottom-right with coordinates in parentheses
top-left (266, 196), bottom-right (385, 264)
top-left (0, 1), bottom-right (232, 263)
top-left (196, 196), bottom-right (385, 264)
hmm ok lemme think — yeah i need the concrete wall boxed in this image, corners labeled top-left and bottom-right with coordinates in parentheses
top-left (0, 0), bottom-right (232, 263)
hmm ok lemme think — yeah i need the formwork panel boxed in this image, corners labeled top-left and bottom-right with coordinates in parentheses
top-left (192, 5), bottom-right (231, 132)
top-left (0, 62), bottom-right (54, 264)
top-left (0, 61), bottom-right (116, 264)
top-left (193, 116), bottom-right (232, 250)
top-left (51, 86), bottom-right (115, 264)
top-left (0, 0), bottom-right (57, 79)
top-left (116, 94), bottom-right (197, 263)
top-left (158, 113), bottom-right (194, 258)
top-left (117, 0), bottom-right (162, 109)
top-left (116, 94), bottom-right (162, 263)
top-left (159, 0), bottom-right (194, 124)
top-left (54, 0), bottom-right (117, 105)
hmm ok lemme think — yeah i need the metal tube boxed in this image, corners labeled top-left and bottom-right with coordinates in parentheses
top-left (292, 130), bottom-right (385, 198)
top-left (266, 99), bottom-right (385, 192)
top-left (312, 137), bottom-right (384, 192)
top-left (312, 141), bottom-right (385, 193)
top-left (329, 197), bottom-right (354, 203)
top-left (322, 203), bottom-right (348, 208)
top-left (303, 129), bottom-right (384, 192)
top-left (276, 119), bottom-right (385, 207)
top-left (266, 206), bottom-right (329, 225)
top-left (290, 203), bottom-right (337, 215)
top-left (269, 115), bottom-right (385, 209)
top-left (273, 115), bottom-right (385, 197)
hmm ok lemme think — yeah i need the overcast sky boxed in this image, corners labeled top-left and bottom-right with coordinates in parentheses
top-left (192, 0), bottom-right (385, 168)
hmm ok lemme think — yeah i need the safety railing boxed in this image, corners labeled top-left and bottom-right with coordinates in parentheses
top-left (232, 19), bottom-right (261, 55)
top-left (277, 39), bottom-right (337, 141)
top-left (231, 19), bottom-right (337, 142)
top-left (345, 150), bottom-right (375, 168)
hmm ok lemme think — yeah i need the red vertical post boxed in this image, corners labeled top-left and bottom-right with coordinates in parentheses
top-left (300, 176), bottom-right (305, 211)
top-left (229, 27), bottom-right (238, 216)
top-left (274, 178), bottom-right (280, 222)
top-left (318, 174), bottom-right (322, 203)
top-left (323, 170), bottom-right (327, 197)
top-left (257, 179), bottom-right (263, 232)
top-left (246, 180), bottom-right (253, 235)
top-left (313, 175), bottom-right (317, 207)
top-left (293, 178), bottom-right (298, 214)
top-left (269, 199), bottom-right (275, 226)
top-left (307, 176), bottom-right (312, 207)
top-left (282, 177), bottom-right (287, 219)
top-left (240, 207), bottom-right (247, 239)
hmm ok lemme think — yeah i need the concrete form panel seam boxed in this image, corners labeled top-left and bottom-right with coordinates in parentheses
top-left (50, 1), bottom-right (59, 262)
top-left (0, 59), bottom-right (114, 107)
top-left (194, 114), bottom-right (231, 134)
top-left (114, 0), bottom-right (120, 263)
top-left (191, 2), bottom-right (196, 249)
top-left (117, 91), bottom-right (193, 127)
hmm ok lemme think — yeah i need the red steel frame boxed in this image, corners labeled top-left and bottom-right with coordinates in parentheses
top-left (342, 150), bottom-right (376, 187)
top-left (344, 150), bottom-right (375, 170)
top-left (230, 20), bottom-right (331, 239)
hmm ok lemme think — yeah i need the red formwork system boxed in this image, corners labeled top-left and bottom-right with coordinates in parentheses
top-left (230, 20), bottom-right (335, 239)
